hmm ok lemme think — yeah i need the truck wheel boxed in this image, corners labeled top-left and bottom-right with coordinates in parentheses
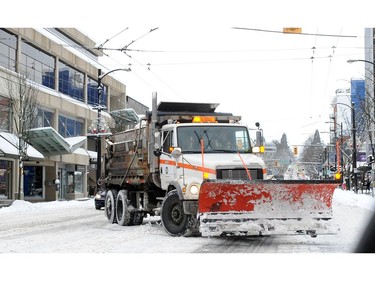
top-left (105, 189), bottom-right (118, 224)
top-left (116, 190), bottom-right (133, 226)
top-left (161, 190), bottom-right (189, 236)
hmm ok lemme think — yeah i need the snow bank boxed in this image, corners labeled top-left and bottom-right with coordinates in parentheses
top-left (333, 189), bottom-right (375, 211)
top-left (0, 198), bottom-right (93, 214)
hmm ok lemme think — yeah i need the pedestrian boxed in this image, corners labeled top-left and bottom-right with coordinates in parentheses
top-left (365, 172), bottom-right (371, 192)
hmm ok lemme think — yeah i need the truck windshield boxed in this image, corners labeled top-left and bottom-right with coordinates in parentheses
top-left (177, 126), bottom-right (251, 153)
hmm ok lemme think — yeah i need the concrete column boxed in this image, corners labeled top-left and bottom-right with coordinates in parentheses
top-left (15, 34), bottom-right (21, 74)
top-left (55, 57), bottom-right (59, 91)
top-left (84, 73), bottom-right (88, 104)
top-left (44, 165), bottom-right (58, 201)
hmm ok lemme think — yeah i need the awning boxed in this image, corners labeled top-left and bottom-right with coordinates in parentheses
top-left (73, 148), bottom-right (97, 160)
top-left (110, 108), bottom-right (140, 126)
top-left (0, 132), bottom-right (44, 160)
top-left (27, 127), bottom-right (86, 156)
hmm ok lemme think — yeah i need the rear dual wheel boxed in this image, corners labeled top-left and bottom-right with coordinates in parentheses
top-left (105, 189), bottom-right (118, 224)
top-left (116, 190), bottom-right (132, 226)
top-left (105, 189), bottom-right (144, 226)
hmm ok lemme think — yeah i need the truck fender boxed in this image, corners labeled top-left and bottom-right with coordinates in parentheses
top-left (167, 181), bottom-right (184, 200)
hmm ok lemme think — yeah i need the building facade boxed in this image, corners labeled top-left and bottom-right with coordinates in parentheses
top-left (364, 28), bottom-right (375, 159)
top-left (0, 28), bottom-right (127, 201)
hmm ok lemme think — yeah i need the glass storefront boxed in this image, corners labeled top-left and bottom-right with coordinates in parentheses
top-left (0, 28), bottom-right (118, 202)
top-left (24, 166), bottom-right (43, 198)
top-left (58, 165), bottom-right (85, 199)
top-left (0, 160), bottom-right (12, 199)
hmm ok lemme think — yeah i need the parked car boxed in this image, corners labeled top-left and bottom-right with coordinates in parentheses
top-left (94, 189), bottom-right (106, 210)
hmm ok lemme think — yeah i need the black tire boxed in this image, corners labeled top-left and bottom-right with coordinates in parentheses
top-left (161, 190), bottom-right (190, 236)
top-left (105, 189), bottom-right (118, 224)
top-left (132, 212), bottom-right (144, 225)
top-left (116, 190), bottom-right (133, 226)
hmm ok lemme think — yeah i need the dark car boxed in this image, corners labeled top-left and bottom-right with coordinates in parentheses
top-left (94, 189), bottom-right (106, 210)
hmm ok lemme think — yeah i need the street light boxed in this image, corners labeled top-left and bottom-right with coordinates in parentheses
top-left (335, 102), bottom-right (357, 191)
top-left (95, 68), bottom-right (131, 193)
top-left (347, 59), bottom-right (375, 66)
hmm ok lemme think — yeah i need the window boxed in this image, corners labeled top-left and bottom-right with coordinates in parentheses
top-left (177, 126), bottom-right (251, 153)
top-left (87, 76), bottom-right (107, 107)
top-left (58, 61), bottom-right (84, 101)
top-left (66, 168), bottom-right (84, 194)
top-left (162, 130), bottom-right (174, 153)
top-left (20, 40), bottom-right (55, 89)
top-left (0, 29), bottom-right (17, 72)
top-left (0, 96), bottom-right (10, 132)
top-left (36, 109), bottom-right (53, 128)
top-left (58, 115), bottom-right (83, 137)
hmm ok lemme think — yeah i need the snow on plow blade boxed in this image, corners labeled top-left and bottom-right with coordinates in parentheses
top-left (198, 180), bottom-right (340, 237)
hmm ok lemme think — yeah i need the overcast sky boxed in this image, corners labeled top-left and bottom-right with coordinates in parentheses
top-left (3, 0), bottom-right (375, 147)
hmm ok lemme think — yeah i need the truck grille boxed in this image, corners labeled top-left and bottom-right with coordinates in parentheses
top-left (216, 169), bottom-right (263, 180)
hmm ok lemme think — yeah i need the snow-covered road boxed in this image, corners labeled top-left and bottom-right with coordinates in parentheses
top-left (1, 189), bottom-right (374, 280)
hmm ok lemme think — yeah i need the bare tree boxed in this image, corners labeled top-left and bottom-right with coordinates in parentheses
top-left (355, 74), bottom-right (375, 158)
top-left (2, 73), bottom-right (39, 199)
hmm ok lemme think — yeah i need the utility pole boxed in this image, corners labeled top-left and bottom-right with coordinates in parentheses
top-left (93, 68), bottom-right (131, 194)
top-left (96, 69), bottom-right (103, 194)
top-left (352, 102), bottom-right (358, 192)
top-left (334, 102), bottom-right (357, 191)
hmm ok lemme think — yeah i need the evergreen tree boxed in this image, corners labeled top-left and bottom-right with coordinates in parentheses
top-left (301, 130), bottom-right (325, 179)
top-left (273, 133), bottom-right (294, 176)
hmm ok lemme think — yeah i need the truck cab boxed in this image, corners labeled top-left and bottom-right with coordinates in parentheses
top-left (159, 122), bottom-right (267, 201)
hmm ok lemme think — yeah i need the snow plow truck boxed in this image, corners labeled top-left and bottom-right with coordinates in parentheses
top-left (102, 92), bottom-right (341, 237)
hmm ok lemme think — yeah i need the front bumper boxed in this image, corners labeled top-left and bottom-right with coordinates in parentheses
top-left (183, 200), bottom-right (198, 215)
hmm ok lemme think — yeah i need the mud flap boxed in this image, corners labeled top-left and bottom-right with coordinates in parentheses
top-left (198, 180), bottom-right (340, 237)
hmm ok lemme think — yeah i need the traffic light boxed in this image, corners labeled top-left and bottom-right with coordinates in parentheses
top-left (293, 146), bottom-right (298, 155)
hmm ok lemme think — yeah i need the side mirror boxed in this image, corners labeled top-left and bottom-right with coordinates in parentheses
top-left (153, 149), bottom-right (162, 157)
top-left (171, 148), bottom-right (182, 159)
top-left (256, 130), bottom-right (262, 146)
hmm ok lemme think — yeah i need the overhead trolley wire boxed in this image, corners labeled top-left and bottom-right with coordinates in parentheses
top-left (96, 27), bottom-right (129, 50)
top-left (232, 27), bottom-right (358, 38)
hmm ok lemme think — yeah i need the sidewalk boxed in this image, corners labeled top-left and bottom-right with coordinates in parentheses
top-left (0, 199), bottom-right (13, 208)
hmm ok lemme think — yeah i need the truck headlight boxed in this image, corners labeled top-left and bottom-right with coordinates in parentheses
top-left (190, 185), bottom-right (200, 195)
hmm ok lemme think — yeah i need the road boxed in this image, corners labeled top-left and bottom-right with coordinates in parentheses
top-left (0, 192), bottom-right (372, 253)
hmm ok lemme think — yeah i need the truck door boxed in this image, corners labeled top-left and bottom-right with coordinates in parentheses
top-left (160, 129), bottom-right (177, 188)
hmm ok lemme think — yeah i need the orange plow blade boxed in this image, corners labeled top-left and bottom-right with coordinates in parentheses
top-left (198, 180), bottom-right (339, 237)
